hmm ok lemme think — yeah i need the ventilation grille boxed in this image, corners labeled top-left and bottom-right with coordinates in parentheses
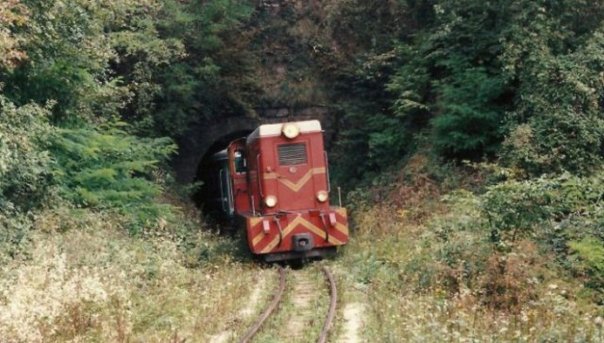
top-left (278, 143), bottom-right (307, 165)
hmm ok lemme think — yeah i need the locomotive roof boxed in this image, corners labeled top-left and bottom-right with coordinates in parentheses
top-left (248, 120), bottom-right (322, 141)
top-left (210, 149), bottom-right (228, 161)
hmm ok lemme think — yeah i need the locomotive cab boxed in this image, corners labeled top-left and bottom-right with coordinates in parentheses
top-left (221, 120), bottom-right (349, 262)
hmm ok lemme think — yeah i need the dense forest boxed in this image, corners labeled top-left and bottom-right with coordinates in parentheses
top-left (1, 0), bottom-right (603, 341)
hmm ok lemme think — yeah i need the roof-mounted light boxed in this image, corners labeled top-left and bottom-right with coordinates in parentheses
top-left (282, 123), bottom-right (300, 139)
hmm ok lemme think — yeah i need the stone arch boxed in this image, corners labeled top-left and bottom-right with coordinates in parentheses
top-left (173, 116), bottom-right (260, 183)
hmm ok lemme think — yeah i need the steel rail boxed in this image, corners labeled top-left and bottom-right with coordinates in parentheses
top-left (238, 266), bottom-right (286, 343)
top-left (317, 267), bottom-right (337, 343)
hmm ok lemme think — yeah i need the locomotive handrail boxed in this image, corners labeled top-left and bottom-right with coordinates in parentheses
top-left (319, 213), bottom-right (330, 242)
top-left (273, 216), bottom-right (284, 246)
top-left (324, 151), bottom-right (331, 193)
top-left (256, 153), bottom-right (264, 198)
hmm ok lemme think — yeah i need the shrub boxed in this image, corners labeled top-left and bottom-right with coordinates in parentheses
top-left (569, 238), bottom-right (604, 290)
top-left (480, 172), bottom-right (604, 296)
top-left (481, 173), bottom-right (604, 245)
top-left (0, 0), bottom-right (28, 69)
top-left (431, 66), bottom-right (506, 159)
top-left (51, 121), bottom-right (177, 234)
top-left (501, 23), bottom-right (604, 176)
top-left (0, 95), bottom-right (53, 212)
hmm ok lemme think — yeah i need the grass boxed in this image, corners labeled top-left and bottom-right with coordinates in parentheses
top-left (0, 204), bottom-right (274, 343)
top-left (252, 263), bottom-right (330, 343)
top-left (331, 166), bottom-right (604, 342)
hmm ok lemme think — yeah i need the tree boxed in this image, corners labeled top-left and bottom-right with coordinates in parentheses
top-left (0, 0), bottom-right (28, 69)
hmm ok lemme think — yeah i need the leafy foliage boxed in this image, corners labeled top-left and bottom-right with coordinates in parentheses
top-left (0, 95), bottom-right (53, 261)
top-left (501, 22), bottom-right (604, 175)
top-left (0, 0), bottom-right (255, 238)
top-left (0, 95), bottom-right (53, 212)
top-left (570, 238), bottom-right (604, 289)
top-left (0, 0), bottom-right (28, 69)
top-left (325, 0), bottom-right (603, 183)
top-left (2, 0), bottom-right (254, 135)
top-left (482, 172), bottom-right (604, 244)
top-left (0, 0), bottom-right (603, 316)
top-left (51, 122), bottom-right (176, 233)
top-left (432, 66), bottom-right (506, 158)
top-left (480, 171), bottom-right (604, 295)
top-left (148, 0), bottom-right (255, 136)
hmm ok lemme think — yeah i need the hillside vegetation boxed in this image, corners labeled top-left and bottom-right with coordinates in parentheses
top-left (0, 0), bottom-right (603, 341)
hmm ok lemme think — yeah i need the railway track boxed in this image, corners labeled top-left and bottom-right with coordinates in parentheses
top-left (238, 266), bottom-right (337, 343)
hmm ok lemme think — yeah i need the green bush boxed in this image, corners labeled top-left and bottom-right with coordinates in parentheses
top-left (481, 173), bottom-right (604, 244)
top-left (431, 66), bottom-right (506, 158)
top-left (51, 121), bottom-right (177, 233)
top-left (0, 95), bottom-right (53, 212)
top-left (0, 95), bottom-right (54, 261)
top-left (569, 238), bottom-right (604, 290)
top-left (501, 12), bottom-right (604, 176)
top-left (0, 209), bottom-right (32, 263)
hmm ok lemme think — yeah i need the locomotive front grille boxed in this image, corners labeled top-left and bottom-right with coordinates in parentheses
top-left (278, 143), bottom-right (307, 165)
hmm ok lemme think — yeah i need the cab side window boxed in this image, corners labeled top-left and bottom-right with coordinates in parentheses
top-left (234, 150), bottom-right (246, 173)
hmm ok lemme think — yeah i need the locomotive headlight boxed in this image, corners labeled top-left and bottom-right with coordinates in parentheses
top-left (316, 190), bottom-right (329, 203)
top-left (264, 195), bottom-right (278, 208)
top-left (282, 123), bottom-right (300, 139)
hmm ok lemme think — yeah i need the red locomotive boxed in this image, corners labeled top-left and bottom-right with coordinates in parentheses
top-left (206, 120), bottom-right (349, 262)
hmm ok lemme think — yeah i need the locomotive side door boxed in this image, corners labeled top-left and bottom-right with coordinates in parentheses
top-left (218, 159), bottom-right (235, 216)
top-left (227, 139), bottom-right (250, 215)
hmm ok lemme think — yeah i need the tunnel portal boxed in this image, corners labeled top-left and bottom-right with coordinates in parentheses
top-left (171, 108), bottom-right (336, 212)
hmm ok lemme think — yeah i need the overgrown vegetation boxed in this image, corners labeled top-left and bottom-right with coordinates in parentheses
top-left (320, 0), bottom-right (604, 182)
top-left (0, 0), bottom-right (254, 236)
top-left (337, 157), bottom-right (603, 341)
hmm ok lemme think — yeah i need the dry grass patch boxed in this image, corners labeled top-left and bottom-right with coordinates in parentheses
top-left (0, 207), bottom-right (267, 342)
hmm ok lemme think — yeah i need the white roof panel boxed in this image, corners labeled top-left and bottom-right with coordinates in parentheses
top-left (257, 120), bottom-right (322, 137)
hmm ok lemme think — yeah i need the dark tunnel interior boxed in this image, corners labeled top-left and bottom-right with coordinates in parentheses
top-left (193, 130), bottom-right (252, 214)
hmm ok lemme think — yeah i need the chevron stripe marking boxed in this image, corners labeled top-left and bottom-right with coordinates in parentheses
top-left (335, 208), bottom-right (347, 217)
top-left (260, 216), bottom-right (303, 253)
top-left (252, 232), bottom-right (265, 246)
top-left (249, 217), bottom-right (263, 227)
top-left (300, 218), bottom-right (346, 246)
top-left (334, 222), bottom-right (349, 236)
top-left (263, 168), bottom-right (326, 192)
top-left (259, 215), bottom-right (345, 254)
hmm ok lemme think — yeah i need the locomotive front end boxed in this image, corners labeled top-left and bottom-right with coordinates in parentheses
top-left (241, 120), bottom-right (348, 261)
